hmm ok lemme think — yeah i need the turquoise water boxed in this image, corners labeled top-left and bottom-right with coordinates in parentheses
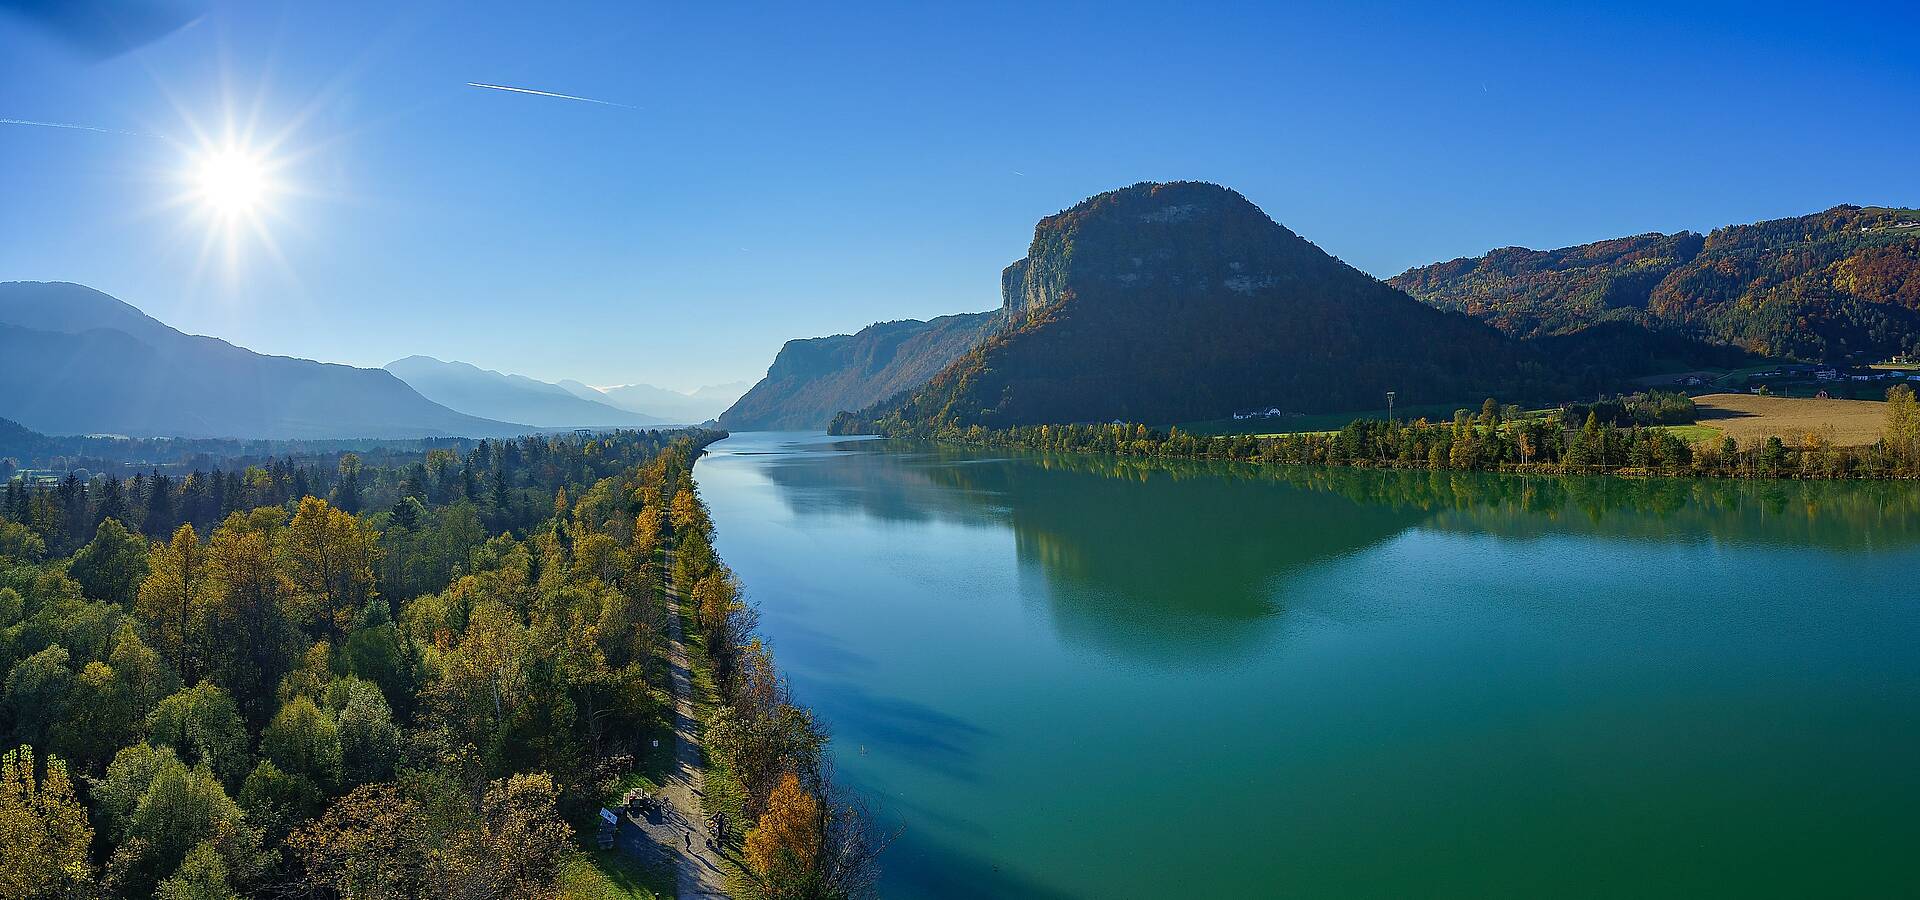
top-left (693, 432), bottom-right (1920, 898)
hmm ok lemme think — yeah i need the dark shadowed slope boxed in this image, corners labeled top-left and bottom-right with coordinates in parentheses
top-left (0, 281), bottom-right (525, 439)
top-left (837, 182), bottom-right (1561, 432)
top-left (719, 310), bottom-right (1002, 431)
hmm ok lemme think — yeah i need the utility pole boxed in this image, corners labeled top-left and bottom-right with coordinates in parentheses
top-left (1386, 391), bottom-right (1396, 424)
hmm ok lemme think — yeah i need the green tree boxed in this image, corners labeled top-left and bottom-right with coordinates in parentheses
top-left (333, 453), bottom-right (364, 515)
top-left (68, 517), bottom-right (149, 606)
top-left (3, 646), bottom-right (73, 752)
top-left (122, 757), bottom-right (264, 897)
top-left (237, 759), bottom-right (324, 848)
top-left (52, 660), bottom-right (138, 772)
top-left (261, 695), bottom-right (343, 792)
top-left (154, 840), bottom-right (238, 900)
top-left (0, 519), bottom-right (46, 564)
top-left (333, 679), bottom-right (399, 786)
top-left (147, 683), bottom-right (251, 787)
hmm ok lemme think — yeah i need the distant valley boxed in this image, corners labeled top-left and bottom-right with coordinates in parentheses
top-left (384, 356), bottom-right (662, 429)
top-left (561, 379), bottom-right (749, 425)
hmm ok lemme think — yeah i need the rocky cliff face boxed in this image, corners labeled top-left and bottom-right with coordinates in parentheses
top-left (717, 310), bottom-right (1002, 431)
top-left (837, 181), bottom-right (1562, 431)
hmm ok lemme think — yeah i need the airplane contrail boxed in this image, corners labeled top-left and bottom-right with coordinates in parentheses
top-left (466, 82), bottom-right (631, 108)
top-left (1, 117), bottom-right (151, 137)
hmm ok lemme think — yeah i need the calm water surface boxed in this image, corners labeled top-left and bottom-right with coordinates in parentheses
top-left (694, 432), bottom-right (1920, 899)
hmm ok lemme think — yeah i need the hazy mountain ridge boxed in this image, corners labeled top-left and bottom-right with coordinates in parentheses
top-left (718, 310), bottom-right (1003, 431)
top-left (1390, 205), bottom-right (1920, 361)
top-left (385, 356), bottom-right (662, 428)
top-left (834, 182), bottom-right (1565, 432)
top-left (559, 379), bottom-right (748, 424)
top-left (0, 281), bottom-right (527, 439)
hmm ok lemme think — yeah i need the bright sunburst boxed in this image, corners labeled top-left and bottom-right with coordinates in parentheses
top-left (191, 145), bottom-right (273, 218)
top-left (161, 128), bottom-right (300, 279)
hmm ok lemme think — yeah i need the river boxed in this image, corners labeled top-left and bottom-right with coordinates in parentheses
top-left (693, 431), bottom-right (1920, 898)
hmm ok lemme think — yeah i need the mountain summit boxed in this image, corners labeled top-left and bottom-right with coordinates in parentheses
top-left (837, 182), bottom-right (1557, 430)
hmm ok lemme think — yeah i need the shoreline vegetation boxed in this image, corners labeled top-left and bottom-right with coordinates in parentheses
top-left (832, 385), bottom-right (1920, 481)
top-left (0, 424), bottom-right (880, 900)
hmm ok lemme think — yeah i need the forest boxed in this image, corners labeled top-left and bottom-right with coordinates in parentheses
top-left (1391, 204), bottom-right (1920, 362)
top-left (843, 386), bottom-right (1920, 481)
top-left (0, 427), bottom-right (877, 899)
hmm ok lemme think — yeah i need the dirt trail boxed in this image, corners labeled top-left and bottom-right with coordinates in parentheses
top-left (620, 552), bottom-right (730, 898)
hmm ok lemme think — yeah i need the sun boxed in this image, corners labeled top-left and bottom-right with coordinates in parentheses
top-left (191, 145), bottom-right (274, 218)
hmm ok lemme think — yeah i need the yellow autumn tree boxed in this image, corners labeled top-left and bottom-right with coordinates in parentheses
top-left (745, 772), bottom-right (823, 900)
top-left (1886, 384), bottom-right (1920, 469)
top-left (0, 746), bottom-right (94, 899)
top-left (138, 524), bottom-right (214, 681)
top-left (282, 497), bottom-right (381, 640)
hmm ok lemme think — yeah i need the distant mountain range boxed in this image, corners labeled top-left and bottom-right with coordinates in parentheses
top-left (0, 282), bottom-right (527, 439)
top-left (559, 379), bottom-right (748, 425)
top-left (1390, 205), bottom-right (1920, 362)
top-left (718, 312), bottom-right (1002, 431)
top-left (19, 197), bottom-right (1903, 441)
top-left (832, 182), bottom-right (1570, 432)
top-left (384, 356), bottom-right (662, 428)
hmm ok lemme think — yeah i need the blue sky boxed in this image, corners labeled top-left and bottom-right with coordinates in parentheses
top-left (3, 1), bottom-right (1916, 390)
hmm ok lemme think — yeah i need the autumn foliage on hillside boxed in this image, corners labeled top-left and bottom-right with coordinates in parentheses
top-left (1392, 205), bottom-right (1920, 361)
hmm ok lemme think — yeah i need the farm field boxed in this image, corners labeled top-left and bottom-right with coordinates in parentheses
top-left (1691, 392), bottom-right (1889, 446)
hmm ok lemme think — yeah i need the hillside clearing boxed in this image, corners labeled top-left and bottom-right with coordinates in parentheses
top-left (1691, 393), bottom-right (1888, 446)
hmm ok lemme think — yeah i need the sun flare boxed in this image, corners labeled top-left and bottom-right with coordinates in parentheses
top-left (191, 145), bottom-right (274, 218)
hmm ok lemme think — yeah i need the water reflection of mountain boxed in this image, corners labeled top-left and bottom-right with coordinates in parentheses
top-left (752, 439), bottom-right (1429, 664)
top-left (1257, 466), bottom-right (1920, 552)
top-left (743, 437), bottom-right (1920, 663)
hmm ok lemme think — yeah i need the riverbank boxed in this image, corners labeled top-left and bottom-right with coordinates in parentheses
top-left (658, 440), bottom-right (887, 898)
top-left (835, 388), bottom-right (1920, 480)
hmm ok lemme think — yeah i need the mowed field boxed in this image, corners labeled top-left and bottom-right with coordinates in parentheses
top-left (1690, 392), bottom-right (1891, 446)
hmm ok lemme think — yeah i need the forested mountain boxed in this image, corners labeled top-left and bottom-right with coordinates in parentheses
top-left (833, 182), bottom-right (1562, 432)
top-left (557, 379), bottom-right (747, 425)
top-left (384, 356), bottom-right (660, 428)
top-left (1389, 205), bottom-right (1920, 362)
top-left (1532, 322), bottom-right (1759, 384)
top-left (0, 283), bottom-right (523, 440)
top-left (719, 310), bottom-right (1002, 430)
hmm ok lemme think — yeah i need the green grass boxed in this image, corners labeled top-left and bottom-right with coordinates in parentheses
top-left (1662, 424), bottom-right (1724, 444)
top-left (558, 848), bottom-right (675, 900)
